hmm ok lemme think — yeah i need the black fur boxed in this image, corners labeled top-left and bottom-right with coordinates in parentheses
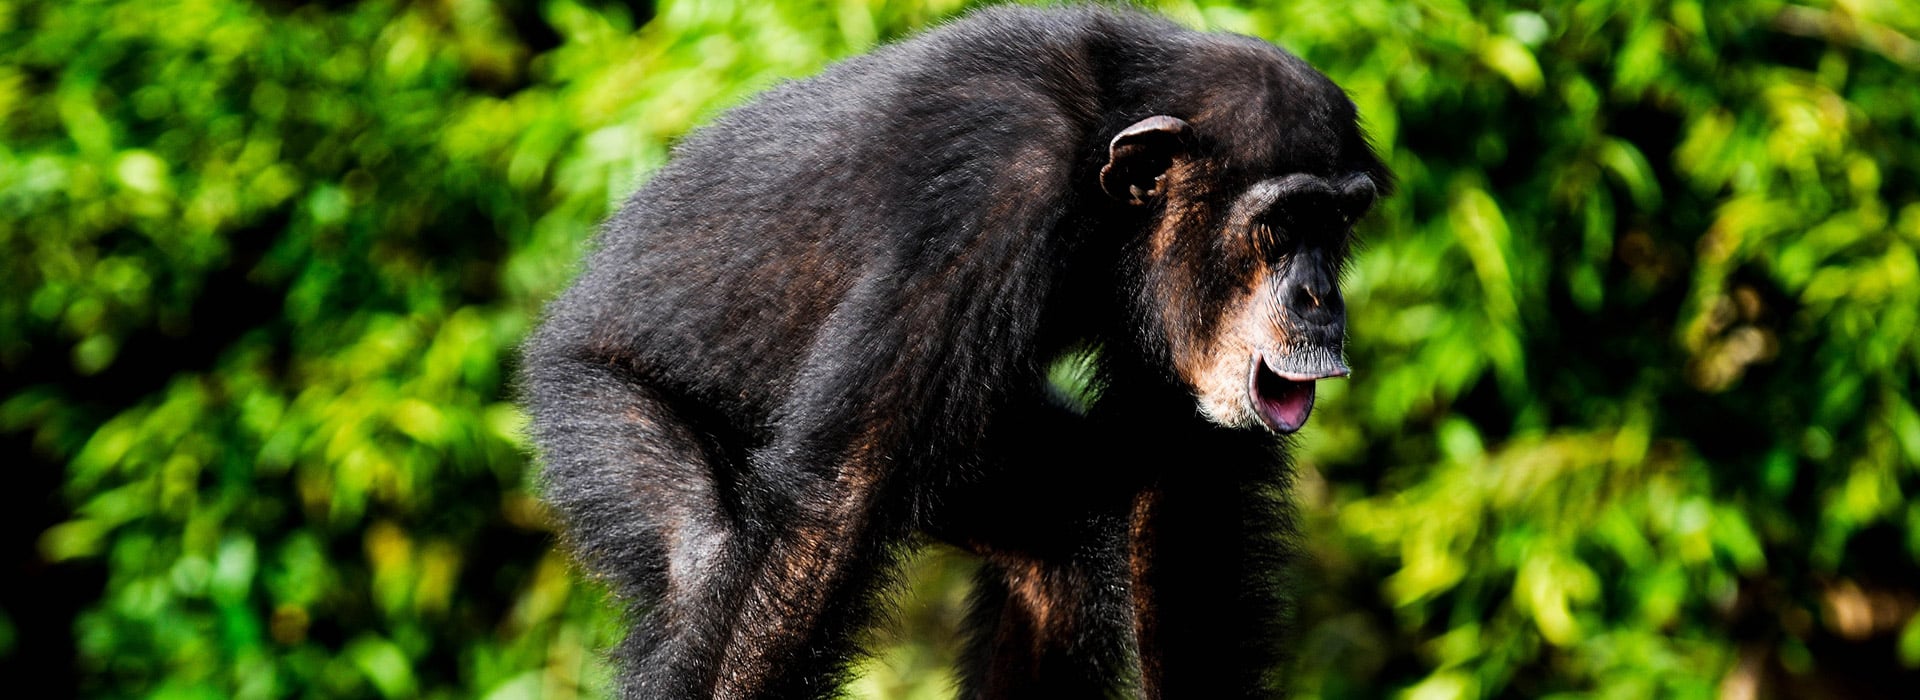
top-left (521, 6), bottom-right (1390, 698)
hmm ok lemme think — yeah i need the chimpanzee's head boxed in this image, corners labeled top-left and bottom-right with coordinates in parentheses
top-left (1101, 40), bottom-right (1391, 435)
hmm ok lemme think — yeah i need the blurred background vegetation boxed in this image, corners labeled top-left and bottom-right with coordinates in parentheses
top-left (3, 0), bottom-right (1917, 697)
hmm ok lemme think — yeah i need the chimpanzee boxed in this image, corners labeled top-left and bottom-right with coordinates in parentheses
top-left (521, 5), bottom-right (1390, 698)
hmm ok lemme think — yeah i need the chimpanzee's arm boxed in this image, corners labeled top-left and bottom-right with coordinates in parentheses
top-left (1127, 430), bottom-right (1299, 698)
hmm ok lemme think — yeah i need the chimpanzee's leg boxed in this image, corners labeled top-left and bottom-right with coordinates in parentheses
top-left (700, 440), bottom-right (903, 699)
top-left (524, 358), bottom-right (738, 696)
top-left (525, 357), bottom-right (897, 699)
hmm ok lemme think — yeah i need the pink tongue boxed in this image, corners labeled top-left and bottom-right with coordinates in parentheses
top-left (1257, 378), bottom-right (1315, 434)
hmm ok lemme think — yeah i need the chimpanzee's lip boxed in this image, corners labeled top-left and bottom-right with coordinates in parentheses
top-left (1248, 350), bottom-right (1349, 434)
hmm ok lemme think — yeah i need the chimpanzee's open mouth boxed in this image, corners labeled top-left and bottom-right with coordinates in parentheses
top-left (1249, 351), bottom-right (1350, 434)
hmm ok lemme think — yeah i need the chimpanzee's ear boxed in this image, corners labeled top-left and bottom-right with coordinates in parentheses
top-left (1101, 115), bottom-right (1193, 205)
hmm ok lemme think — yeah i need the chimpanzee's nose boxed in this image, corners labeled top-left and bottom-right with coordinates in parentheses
top-left (1289, 277), bottom-right (1343, 327)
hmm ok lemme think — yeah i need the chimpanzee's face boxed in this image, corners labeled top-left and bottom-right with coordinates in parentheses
top-left (1099, 59), bottom-right (1388, 435)
top-left (1155, 170), bottom-right (1378, 434)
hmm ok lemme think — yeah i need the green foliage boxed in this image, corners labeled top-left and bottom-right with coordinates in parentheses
top-left (1, 0), bottom-right (1915, 697)
top-left (1278, 1), bottom-right (1920, 696)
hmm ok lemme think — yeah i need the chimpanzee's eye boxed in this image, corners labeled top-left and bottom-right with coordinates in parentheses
top-left (1250, 218), bottom-right (1290, 260)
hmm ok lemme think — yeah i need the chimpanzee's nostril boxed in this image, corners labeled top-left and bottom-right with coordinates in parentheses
top-left (1292, 282), bottom-right (1337, 325)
